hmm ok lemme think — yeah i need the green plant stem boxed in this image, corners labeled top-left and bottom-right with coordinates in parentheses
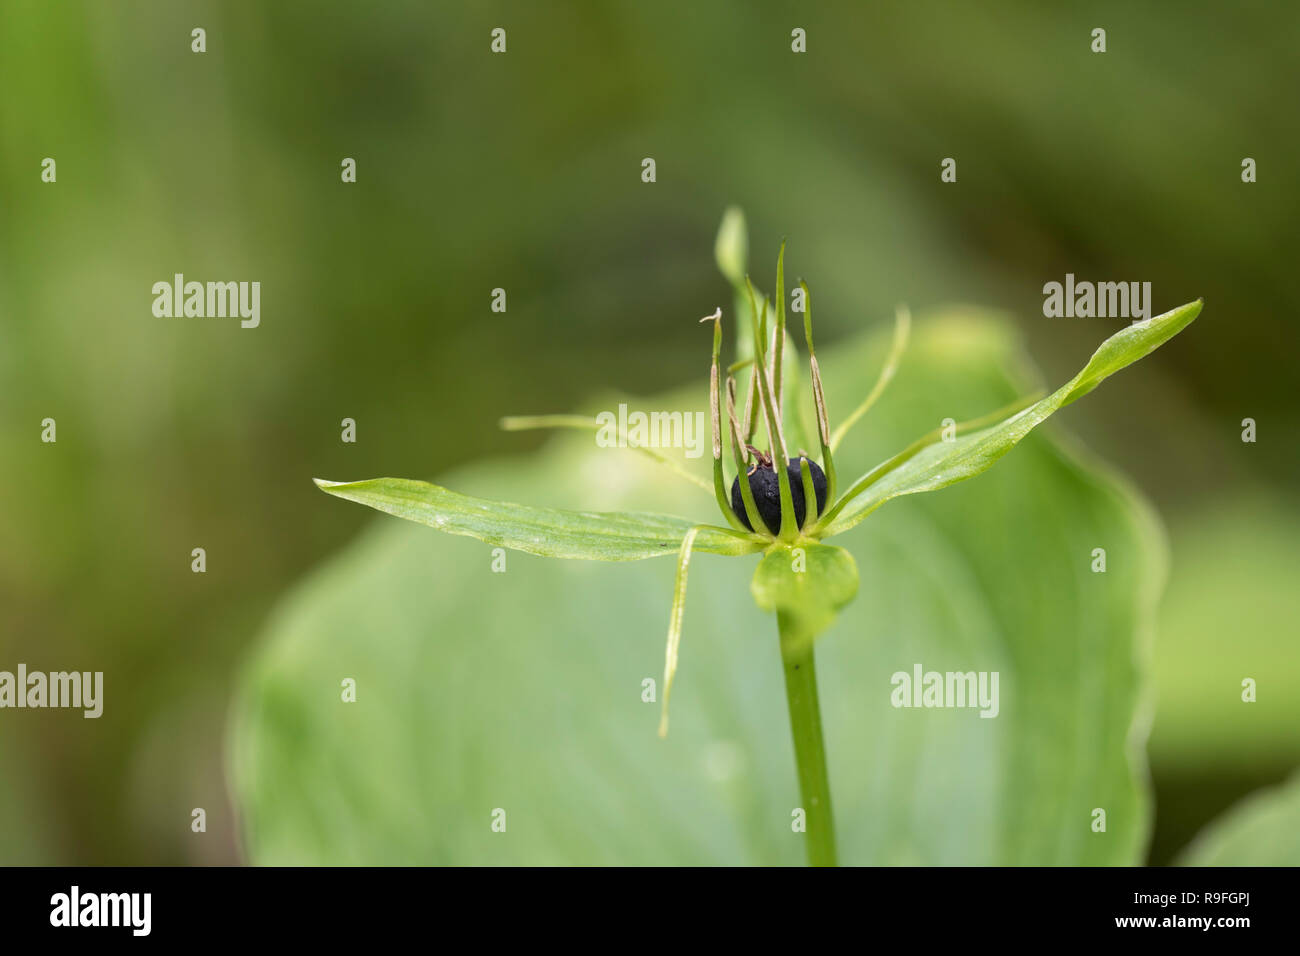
top-left (777, 611), bottom-right (837, 866)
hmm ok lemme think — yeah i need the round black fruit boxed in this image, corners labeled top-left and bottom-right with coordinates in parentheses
top-left (730, 457), bottom-right (828, 534)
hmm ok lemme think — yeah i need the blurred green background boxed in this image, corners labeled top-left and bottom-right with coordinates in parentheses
top-left (1, 0), bottom-right (1296, 864)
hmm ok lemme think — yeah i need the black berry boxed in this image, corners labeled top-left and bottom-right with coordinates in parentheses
top-left (730, 457), bottom-right (828, 534)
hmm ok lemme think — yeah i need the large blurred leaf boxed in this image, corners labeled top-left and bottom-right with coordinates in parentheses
top-left (1144, 496), bottom-right (1300, 863)
top-left (231, 309), bottom-right (1166, 864)
top-left (1178, 770), bottom-right (1300, 865)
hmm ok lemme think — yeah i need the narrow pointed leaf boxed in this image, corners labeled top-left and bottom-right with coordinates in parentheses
top-left (658, 527), bottom-right (702, 737)
top-left (714, 206), bottom-right (747, 288)
top-left (829, 304), bottom-right (911, 452)
top-left (822, 299), bottom-right (1202, 536)
top-left (315, 478), bottom-right (762, 561)
top-left (773, 240), bottom-right (787, 411)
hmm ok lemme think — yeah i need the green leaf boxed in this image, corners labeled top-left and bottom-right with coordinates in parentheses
top-left (715, 207), bottom-right (755, 361)
top-left (822, 299), bottom-right (1202, 536)
top-left (234, 310), bottom-right (1163, 864)
top-left (1178, 770), bottom-right (1300, 865)
top-left (314, 478), bottom-right (762, 561)
top-left (713, 206), bottom-right (747, 288)
top-left (750, 543), bottom-right (858, 654)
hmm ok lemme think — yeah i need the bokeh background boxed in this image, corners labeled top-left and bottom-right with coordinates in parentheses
top-left (1, 0), bottom-right (1296, 864)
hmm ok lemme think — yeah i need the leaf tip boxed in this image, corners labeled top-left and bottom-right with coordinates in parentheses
top-left (1171, 297), bottom-right (1204, 325)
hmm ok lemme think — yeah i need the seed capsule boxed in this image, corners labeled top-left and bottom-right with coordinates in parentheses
top-left (730, 456), bottom-right (828, 534)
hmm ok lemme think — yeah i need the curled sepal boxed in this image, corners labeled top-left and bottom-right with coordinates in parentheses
top-left (750, 543), bottom-right (859, 660)
top-left (746, 279), bottom-right (797, 539)
top-left (799, 280), bottom-right (837, 504)
top-left (701, 309), bottom-right (749, 532)
top-left (773, 239), bottom-right (787, 412)
top-left (314, 478), bottom-right (764, 561)
top-left (658, 526), bottom-right (703, 737)
top-left (797, 456), bottom-right (819, 531)
top-left (726, 377), bottom-right (768, 535)
top-left (830, 304), bottom-right (912, 453)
